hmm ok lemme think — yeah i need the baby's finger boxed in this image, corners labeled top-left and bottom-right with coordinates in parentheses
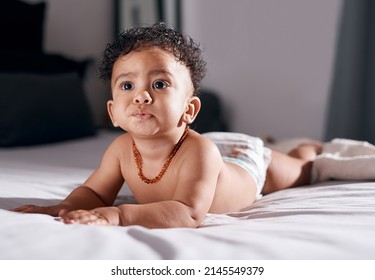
top-left (12, 205), bottom-right (27, 212)
top-left (61, 210), bottom-right (91, 224)
top-left (12, 205), bottom-right (65, 217)
top-left (58, 208), bottom-right (69, 217)
top-left (61, 210), bottom-right (109, 225)
top-left (12, 205), bottom-right (39, 213)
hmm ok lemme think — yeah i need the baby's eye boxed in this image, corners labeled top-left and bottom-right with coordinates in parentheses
top-left (121, 82), bottom-right (133, 91)
top-left (153, 80), bottom-right (169, 90)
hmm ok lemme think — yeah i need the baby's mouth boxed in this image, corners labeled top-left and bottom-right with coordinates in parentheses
top-left (132, 111), bottom-right (153, 120)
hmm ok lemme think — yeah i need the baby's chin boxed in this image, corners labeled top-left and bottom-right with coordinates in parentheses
top-left (127, 123), bottom-right (161, 138)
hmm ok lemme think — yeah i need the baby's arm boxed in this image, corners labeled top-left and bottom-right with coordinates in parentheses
top-left (13, 138), bottom-right (125, 217)
top-left (13, 186), bottom-right (109, 217)
top-left (60, 200), bottom-right (202, 227)
top-left (62, 137), bottom-right (222, 228)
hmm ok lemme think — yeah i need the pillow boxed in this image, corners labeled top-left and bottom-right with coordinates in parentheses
top-left (0, 72), bottom-right (96, 147)
top-left (0, 51), bottom-right (90, 79)
top-left (0, 1), bottom-right (46, 52)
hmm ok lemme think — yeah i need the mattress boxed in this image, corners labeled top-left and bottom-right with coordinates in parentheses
top-left (0, 131), bottom-right (375, 259)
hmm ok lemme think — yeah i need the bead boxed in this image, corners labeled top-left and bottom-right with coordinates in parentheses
top-left (132, 126), bottom-right (189, 184)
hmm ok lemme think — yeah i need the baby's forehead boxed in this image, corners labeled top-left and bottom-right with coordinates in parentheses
top-left (115, 47), bottom-right (188, 71)
top-left (113, 48), bottom-right (191, 78)
top-left (122, 46), bottom-right (176, 60)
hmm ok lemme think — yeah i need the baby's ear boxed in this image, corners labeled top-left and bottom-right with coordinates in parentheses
top-left (182, 96), bottom-right (201, 124)
top-left (107, 100), bottom-right (119, 127)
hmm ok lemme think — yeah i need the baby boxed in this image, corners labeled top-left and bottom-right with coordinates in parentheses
top-left (14, 23), bottom-right (321, 228)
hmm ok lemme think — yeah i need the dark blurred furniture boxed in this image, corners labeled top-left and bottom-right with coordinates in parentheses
top-left (0, 0), bottom-right (95, 147)
top-left (193, 89), bottom-right (228, 133)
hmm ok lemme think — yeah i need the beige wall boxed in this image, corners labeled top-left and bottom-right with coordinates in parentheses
top-left (25, 0), bottom-right (342, 139)
top-left (183, 0), bottom-right (342, 140)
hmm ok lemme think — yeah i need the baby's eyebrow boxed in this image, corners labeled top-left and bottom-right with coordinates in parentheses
top-left (149, 69), bottom-right (173, 77)
top-left (113, 72), bottom-right (133, 85)
top-left (113, 70), bottom-right (173, 84)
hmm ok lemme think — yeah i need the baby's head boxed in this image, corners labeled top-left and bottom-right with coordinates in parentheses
top-left (99, 22), bottom-right (206, 96)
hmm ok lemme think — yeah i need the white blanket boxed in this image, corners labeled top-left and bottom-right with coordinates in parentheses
top-left (1, 132), bottom-right (375, 259)
top-left (312, 138), bottom-right (375, 183)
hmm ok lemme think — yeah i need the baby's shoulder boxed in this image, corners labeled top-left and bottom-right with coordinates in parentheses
top-left (112, 132), bottom-right (131, 143)
top-left (184, 131), bottom-right (221, 157)
top-left (176, 131), bottom-right (223, 175)
top-left (106, 133), bottom-right (132, 153)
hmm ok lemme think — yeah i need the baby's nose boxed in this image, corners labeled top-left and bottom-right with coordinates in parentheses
top-left (133, 91), bottom-right (152, 104)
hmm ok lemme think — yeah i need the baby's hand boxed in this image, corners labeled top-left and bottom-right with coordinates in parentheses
top-left (60, 207), bottom-right (121, 226)
top-left (12, 204), bottom-right (71, 217)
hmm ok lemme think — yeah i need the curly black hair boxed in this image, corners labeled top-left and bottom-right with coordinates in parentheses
top-left (99, 23), bottom-right (207, 96)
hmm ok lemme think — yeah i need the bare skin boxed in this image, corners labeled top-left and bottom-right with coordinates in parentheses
top-left (13, 47), bottom-right (321, 228)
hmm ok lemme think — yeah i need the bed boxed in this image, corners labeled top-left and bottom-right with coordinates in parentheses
top-left (1, 0), bottom-right (374, 261)
top-left (1, 130), bottom-right (375, 260)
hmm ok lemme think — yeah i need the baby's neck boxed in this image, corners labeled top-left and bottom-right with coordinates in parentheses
top-left (131, 127), bottom-right (189, 184)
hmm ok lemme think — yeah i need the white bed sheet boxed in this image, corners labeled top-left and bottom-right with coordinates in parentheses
top-left (0, 131), bottom-right (375, 259)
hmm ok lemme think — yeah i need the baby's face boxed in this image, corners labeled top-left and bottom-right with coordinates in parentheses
top-left (107, 47), bottom-right (196, 136)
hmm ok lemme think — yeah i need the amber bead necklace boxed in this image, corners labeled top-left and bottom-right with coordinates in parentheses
top-left (132, 126), bottom-right (189, 184)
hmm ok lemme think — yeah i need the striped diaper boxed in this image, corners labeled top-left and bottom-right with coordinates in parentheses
top-left (203, 132), bottom-right (272, 196)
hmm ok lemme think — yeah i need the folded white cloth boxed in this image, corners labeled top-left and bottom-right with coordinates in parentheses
top-left (311, 138), bottom-right (375, 183)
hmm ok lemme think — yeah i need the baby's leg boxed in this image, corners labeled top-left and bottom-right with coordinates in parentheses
top-left (262, 143), bottom-right (322, 194)
top-left (288, 142), bottom-right (322, 161)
